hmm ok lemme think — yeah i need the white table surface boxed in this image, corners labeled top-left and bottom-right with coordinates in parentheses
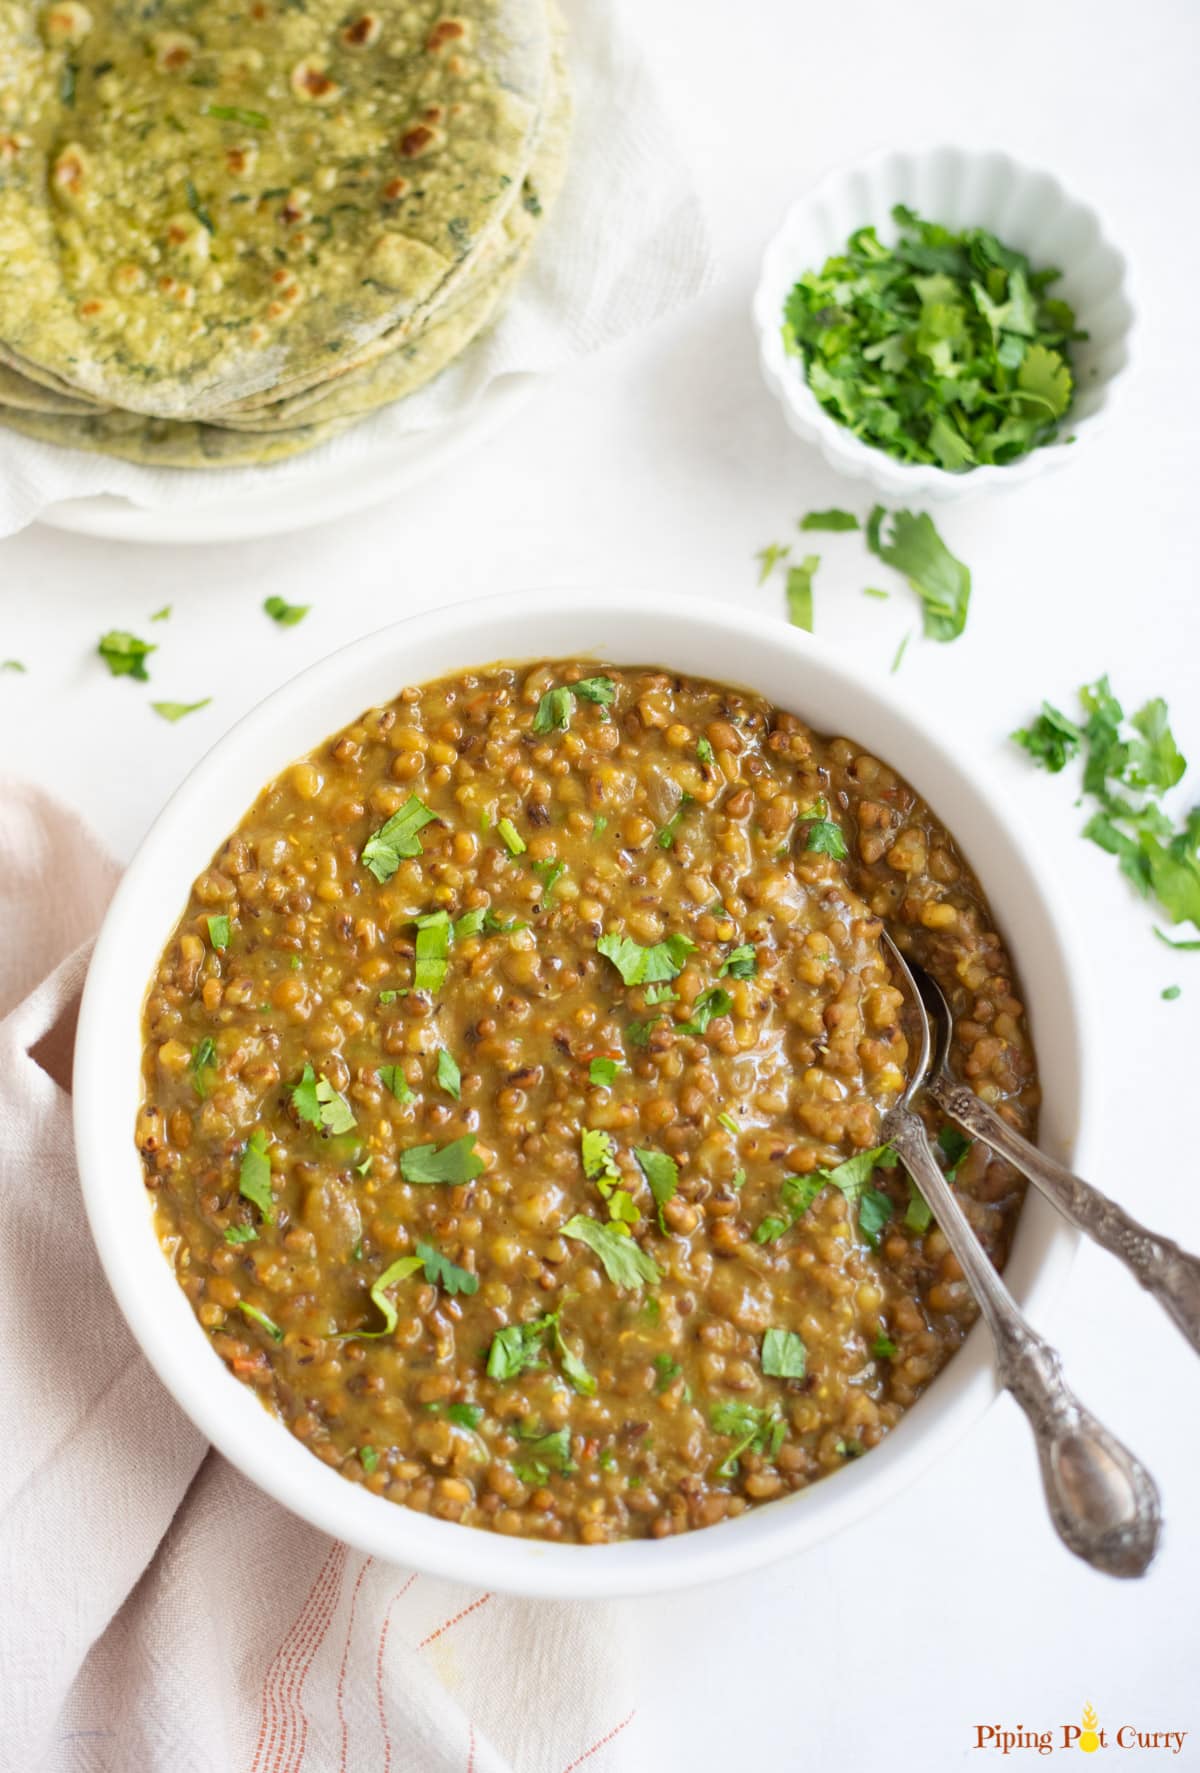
top-left (3, 0), bottom-right (1198, 1764)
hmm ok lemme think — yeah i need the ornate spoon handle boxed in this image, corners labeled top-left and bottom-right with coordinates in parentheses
top-left (884, 1108), bottom-right (1161, 1578)
top-left (931, 1074), bottom-right (1200, 1360)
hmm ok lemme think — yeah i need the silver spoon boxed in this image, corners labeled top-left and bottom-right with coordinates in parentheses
top-left (893, 936), bottom-right (1200, 1358)
top-left (880, 933), bottom-right (1161, 1578)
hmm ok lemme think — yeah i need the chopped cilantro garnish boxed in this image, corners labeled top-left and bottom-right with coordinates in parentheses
top-left (189, 1035), bottom-right (216, 1098)
top-left (98, 630), bottom-right (155, 681)
top-left (238, 1128), bottom-right (273, 1221)
top-left (483, 909), bottom-right (527, 933)
top-left (805, 817), bottom-right (847, 859)
top-left (206, 914), bottom-right (230, 950)
top-left (516, 1426), bottom-right (575, 1476)
top-left (574, 675), bottom-right (615, 704)
top-left (677, 985), bottom-right (732, 1036)
top-left (399, 1134), bottom-right (484, 1185)
top-left (625, 1018), bottom-right (659, 1048)
top-left (361, 797), bottom-right (436, 883)
top-left (486, 1314), bottom-right (555, 1380)
top-left (263, 595), bottom-right (308, 626)
top-left (238, 1301), bottom-right (282, 1341)
top-left (582, 1127), bottom-right (622, 1186)
top-left (344, 1253), bottom-right (424, 1338)
top-left (378, 1065), bottom-right (414, 1104)
top-left (588, 1056), bottom-right (622, 1088)
top-left (415, 1240), bottom-right (477, 1297)
top-left (696, 736), bottom-right (715, 765)
top-left (857, 1185), bottom-right (893, 1248)
top-left (531, 857), bottom-right (566, 899)
top-left (434, 1049), bottom-right (461, 1100)
top-left (359, 1446), bottom-right (380, 1474)
top-left (151, 698), bottom-right (211, 723)
top-left (355, 1156), bottom-right (373, 1177)
top-left (719, 944), bottom-right (757, 979)
top-left (755, 542), bottom-right (790, 584)
top-left (800, 509), bottom-right (859, 532)
top-left (761, 1327), bottom-right (807, 1379)
top-left (634, 1147), bottom-right (678, 1231)
top-left (653, 1353), bottom-right (683, 1392)
top-left (937, 1125), bottom-right (972, 1181)
top-left (339, 1246), bottom-right (482, 1337)
top-left (644, 983), bottom-right (677, 1005)
top-left (413, 909), bottom-right (451, 992)
top-left (656, 795), bottom-right (695, 849)
top-left (561, 1216), bottom-right (660, 1289)
top-left (717, 1111), bottom-right (739, 1136)
top-left (485, 1309), bottom-right (594, 1395)
top-left (378, 989), bottom-right (399, 1005)
top-left (224, 1223), bottom-right (257, 1245)
top-left (757, 1145), bottom-right (898, 1245)
top-left (291, 1063), bottom-right (356, 1134)
top-left (786, 554), bottom-right (819, 631)
top-left (532, 686), bottom-right (574, 734)
top-left (497, 817), bottom-right (526, 855)
top-left (439, 1402), bottom-right (484, 1428)
top-left (783, 206), bottom-right (1078, 472)
top-left (711, 1401), bottom-right (786, 1477)
top-left (836, 1438), bottom-right (865, 1459)
top-left (454, 907), bottom-right (487, 938)
top-left (592, 816), bottom-right (608, 837)
top-left (1, 659), bottom-right (27, 672)
top-left (867, 507), bottom-right (971, 642)
top-left (904, 1182), bottom-right (933, 1235)
top-left (891, 631), bottom-right (912, 675)
top-left (872, 1332), bottom-right (898, 1360)
top-left (597, 929), bottom-right (695, 987)
top-left (862, 586), bottom-right (890, 600)
top-left (1163, 984), bottom-right (1182, 1001)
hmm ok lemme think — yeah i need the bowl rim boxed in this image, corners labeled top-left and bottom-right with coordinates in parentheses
top-left (752, 141), bottom-right (1137, 499)
top-left (73, 587), bottom-right (1088, 1598)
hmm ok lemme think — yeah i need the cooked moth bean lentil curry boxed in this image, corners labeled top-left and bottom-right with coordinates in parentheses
top-left (139, 661), bottom-right (1037, 1543)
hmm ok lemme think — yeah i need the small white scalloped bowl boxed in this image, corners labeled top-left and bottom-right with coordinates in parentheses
top-left (753, 146), bottom-right (1135, 501)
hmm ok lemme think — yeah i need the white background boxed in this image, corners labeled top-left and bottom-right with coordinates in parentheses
top-left (2, 0), bottom-right (1199, 1765)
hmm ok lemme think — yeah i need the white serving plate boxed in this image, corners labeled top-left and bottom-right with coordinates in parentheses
top-left (36, 376), bottom-right (534, 545)
top-left (754, 146), bottom-right (1135, 501)
top-left (74, 590), bottom-right (1086, 1597)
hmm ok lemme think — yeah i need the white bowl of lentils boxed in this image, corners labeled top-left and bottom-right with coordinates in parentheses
top-left (75, 589), bottom-right (1087, 1597)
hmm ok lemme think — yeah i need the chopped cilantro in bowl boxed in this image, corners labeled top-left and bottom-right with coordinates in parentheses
top-left (754, 149), bottom-right (1133, 498)
top-left (782, 204), bottom-right (1081, 473)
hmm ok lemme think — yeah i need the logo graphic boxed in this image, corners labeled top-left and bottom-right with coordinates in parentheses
top-left (1080, 1706), bottom-right (1101, 1754)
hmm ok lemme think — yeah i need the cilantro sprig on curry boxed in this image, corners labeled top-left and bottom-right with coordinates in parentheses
top-left (137, 659), bottom-right (1036, 1541)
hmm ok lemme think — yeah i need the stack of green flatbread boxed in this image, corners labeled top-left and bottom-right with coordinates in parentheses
top-left (0, 0), bottom-right (569, 466)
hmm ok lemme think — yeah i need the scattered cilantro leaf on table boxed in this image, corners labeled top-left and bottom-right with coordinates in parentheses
top-left (785, 554), bottom-right (818, 631)
top-left (263, 596), bottom-right (309, 627)
top-left (1012, 677), bottom-right (1200, 944)
top-left (152, 698), bottom-right (211, 722)
top-left (867, 507), bottom-right (971, 641)
top-left (98, 630), bottom-right (156, 680)
top-left (799, 509), bottom-right (859, 532)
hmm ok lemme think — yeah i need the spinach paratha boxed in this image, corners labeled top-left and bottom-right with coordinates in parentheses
top-left (0, 0), bottom-right (551, 416)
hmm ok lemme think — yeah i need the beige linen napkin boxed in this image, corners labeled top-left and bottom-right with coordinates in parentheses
top-left (0, 783), bottom-right (637, 1773)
